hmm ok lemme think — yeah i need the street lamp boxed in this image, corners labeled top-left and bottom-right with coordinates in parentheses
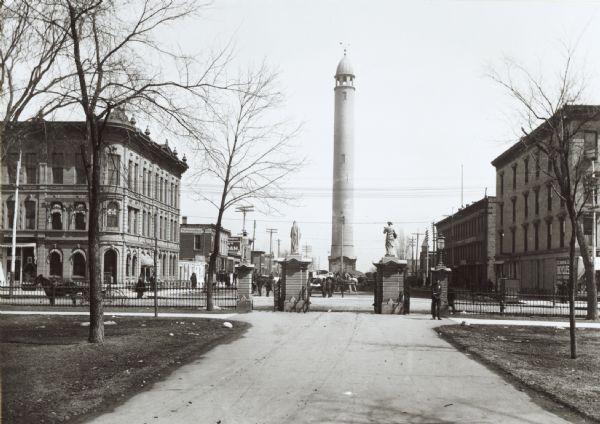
top-left (437, 235), bottom-right (445, 269)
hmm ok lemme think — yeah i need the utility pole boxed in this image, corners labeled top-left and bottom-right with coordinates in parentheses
top-left (277, 238), bottom-right (281, 257)
top-left (424, 229), bottom-right (429, 287)
top-left (235, 205), bottom-right (254, 263)
top-left (266, 228), bottom-right (278, 274)
top-left (302, 244), bottom-right (312, 258)
top-left (408, 237), bottom-right (415, 275)
top-left (252, 220), bottom-right (256, 250)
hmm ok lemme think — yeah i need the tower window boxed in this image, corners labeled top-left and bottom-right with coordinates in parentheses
top-left (341, 154), bottom-right (345, 164)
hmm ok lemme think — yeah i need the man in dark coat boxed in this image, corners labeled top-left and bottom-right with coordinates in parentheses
top-left (190, 272), bottom-right (198, 289)
top-left (431, 280), bottom-right (442, 320)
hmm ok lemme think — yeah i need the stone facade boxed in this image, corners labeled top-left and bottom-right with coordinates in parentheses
top-left (436, 196), bottom-right (496, 290)
top-left (0, 116), bottom-right (186, 286)
top-left (491, 105), bottom-right (600, 291)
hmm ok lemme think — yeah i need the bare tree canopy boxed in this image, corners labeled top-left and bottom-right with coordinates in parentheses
top-left (193, 65), bottom-right (304, 310)
top-left (491, 45), bottom-right (600, 358)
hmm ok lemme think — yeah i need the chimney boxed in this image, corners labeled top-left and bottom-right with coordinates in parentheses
top-left (182, 216), bottom-right (188, 225)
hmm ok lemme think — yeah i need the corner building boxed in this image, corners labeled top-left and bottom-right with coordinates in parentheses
top-left (0, 111), bottom-right (187, 286)
top-left (492, 105), bottom-right (600, 291)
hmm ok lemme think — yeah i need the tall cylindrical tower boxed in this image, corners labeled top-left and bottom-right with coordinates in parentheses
top-left (329, 52), bottom-right (357, 272)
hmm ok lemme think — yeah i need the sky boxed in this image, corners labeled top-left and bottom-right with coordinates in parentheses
top-left (159, 0), bottom-right (600, 271)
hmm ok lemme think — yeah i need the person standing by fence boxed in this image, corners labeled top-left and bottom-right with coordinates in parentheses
top-left (190, 272), bottom-right (197, 289)
top-left (431, 280), bottom-right (442, 320)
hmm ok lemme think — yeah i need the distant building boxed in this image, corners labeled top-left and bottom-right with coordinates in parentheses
top-left (0, 112), bottom-right (187, 286)
top-left (436, 196), bottom-right (496, 290)
top-left (491, 105), bottom-right (600, 291)
top-left (179, 218), bottom-right (232, 272)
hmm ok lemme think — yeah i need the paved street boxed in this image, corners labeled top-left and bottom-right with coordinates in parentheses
top-left (87, 312), bottom-right (570, 424)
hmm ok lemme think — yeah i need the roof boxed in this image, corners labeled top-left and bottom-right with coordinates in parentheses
top-left (491, 104), bottom-right (600, 168)
top-left (436, 196), bottom-right (496, 228)
top-left (335, 53), bottom-right (354, 77)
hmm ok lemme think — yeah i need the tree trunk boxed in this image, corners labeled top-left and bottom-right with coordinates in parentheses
top-left (87, 119), bottom-right (104, 343)
top-left (568, 219), bottom-right (577, 359)
top-left (574, 221), bottom-right (598, 320)
top-left (207, 206), bottom-right (226, 311)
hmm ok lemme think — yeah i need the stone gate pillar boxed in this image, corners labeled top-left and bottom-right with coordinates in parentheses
top-left (235, 263), bottom-right (254, 313)
top-left (374, 256), bottom-right (407, 314)
top-left (431, 267), bottom-right (451, 317)
top-left (276, 255), bottom-right (312, 312)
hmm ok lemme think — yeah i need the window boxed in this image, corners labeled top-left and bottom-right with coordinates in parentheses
top-left (128, 160), bottom-right (133, 188)
top-left (547, 220), bottom-right (552, 250)
top-left (7, 153), bottom-right (18, 183)
top-left (76, 153), bottom-right (87, 184)
top-left (26, 153), bottom-right (37, 184)
top-left (106, 202), bottom-right (119, 228)
top-left (500, 173), bottom-right (504, 196)
top-left (126, 254), bottom-right (131, 277)
top-left (25, 201), bottom-right (35, 229)
top-left (559, 218), bottom-right (565, 248)
top-left (6, 201), bottom-right (15, 229)
top-left (194, 235), bottom-right (202, 250)
top-left (534, 223), bottom-right (539, 250)
top-left (511, 228), bottom-right (516, 253)
top-left (143, 169), bottom-right (147, 196)
top-left (524, 157), bottom-right (529, 183)
top-left (523, 193), bottom-right (529, 219)
top-left (535, 151), bottom-right (541, 178)
top-left (128, 207), bottom-right (134, 233)
top-left (52, 152), bottom-right (64, 184)
top-left (512, 164), bottom-right (517, 190)
top-left (535, 188), bottom-right (539, 215)
top-left (72, 252), bottom-right (86, 277)
top-left (511, 198), bottom-right (516, 223)
top-left (74, 203), bottom-right (86, 230)
top-left (584, 131), bottom-right (598, 159)
top-left (51, 204), bottom-right (62, 230)
top-left (523, 226), bottom-right (528, 252)
top-left (134, 163), bottom-right (139, 192)
top-left (155, 174), bottom-right (159, 198)
top-left (547, 185), bottom-right (552, 211)
top-left (107, 154), bottom-right (120, 186)
top-left (49, 251), bottom-right (62, 277)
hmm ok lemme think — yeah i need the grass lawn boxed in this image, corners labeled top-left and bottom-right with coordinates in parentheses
top-left (438, 324), bottom-right (600, 423)
top-left (0, 314), bottom-right (249, 424)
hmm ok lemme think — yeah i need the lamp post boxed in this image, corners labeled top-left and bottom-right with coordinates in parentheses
top-left (437, 235), bottom-right (445, 269)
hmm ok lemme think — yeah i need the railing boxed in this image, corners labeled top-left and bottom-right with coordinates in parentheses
top-left (0, 279), bottom-right (239, 310)
top-left (451, 288), bottom-right (590, 317)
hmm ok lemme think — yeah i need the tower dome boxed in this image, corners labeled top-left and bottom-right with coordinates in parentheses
top-left (335, 53), bottom-right (354, 77)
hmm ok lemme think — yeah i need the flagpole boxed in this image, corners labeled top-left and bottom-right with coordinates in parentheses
top-left (10, 150), bottom-right (22, 295)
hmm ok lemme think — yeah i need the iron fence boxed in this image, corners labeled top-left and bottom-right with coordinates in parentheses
top-left (452, 288), bottom-right (590, 317)
top-left (0, 280), bottom-right (239, 310)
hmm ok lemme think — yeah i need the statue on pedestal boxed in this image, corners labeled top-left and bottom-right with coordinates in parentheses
top-left (383, 221), bottom-right (397, 256)
top-left (290, 221), bottom-right (300, 254)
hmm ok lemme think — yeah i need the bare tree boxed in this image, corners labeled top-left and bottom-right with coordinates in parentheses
top-left (193, 66), bottom-right (303, 310)
top-left (52, 0), bottom-right (230, 342)
top-left (0, 0), bottom-right (74, 159)
top-left (491, 47), bottom-right (600, 358)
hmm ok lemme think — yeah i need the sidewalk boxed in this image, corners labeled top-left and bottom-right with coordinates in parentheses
top-left (449, 317), bottom-right (600, 329)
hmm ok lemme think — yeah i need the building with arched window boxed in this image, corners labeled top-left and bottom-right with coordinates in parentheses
top-left (0, 110), bottom-right (187, 286)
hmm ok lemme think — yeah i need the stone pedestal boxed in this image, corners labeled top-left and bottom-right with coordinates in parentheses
top-left (373, 256), bottom-right (407, 314)
top-left (235, 263), bottom-right (254, 313)
top-left (276, 255), bottom-right (312, 312)
top-left (431, 267), bottom-right (451, 317)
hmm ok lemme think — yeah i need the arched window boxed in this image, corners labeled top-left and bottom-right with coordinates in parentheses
top-left (51, 203), bottom-right (63, 230)
top-left (49, 251), bottom-right (62, 277)
top-left (132, 255), bottom-right (138, 277)
top-left (126, 254), bottom-right (131, 277)
top-left (106, 202), bottom-right (119, 228)
top-left (72, 252), bottom-right (86, 277)
top-left (74, 203), bottom-right (86, 230)
top-left (162, 254), bottom-right (167, 277)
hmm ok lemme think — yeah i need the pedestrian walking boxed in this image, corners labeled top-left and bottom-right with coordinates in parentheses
top-left (403, 283), bottom-right (411, 315)
top-left (431, 280), bottom-right (442, 320)
top-left (135, 275), bottom-right (146, 299)
top-left (265, 274), bottom-right (274, 297)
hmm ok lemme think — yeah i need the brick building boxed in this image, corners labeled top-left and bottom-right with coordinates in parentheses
top-left (435, 196), bottom-right (496, 290)
top-left (0, 111), bottom-right (187, 286)
top-left (179, 219), bottom-right (232, 273)
top-left (491, 105), bottom-right (600, 290)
